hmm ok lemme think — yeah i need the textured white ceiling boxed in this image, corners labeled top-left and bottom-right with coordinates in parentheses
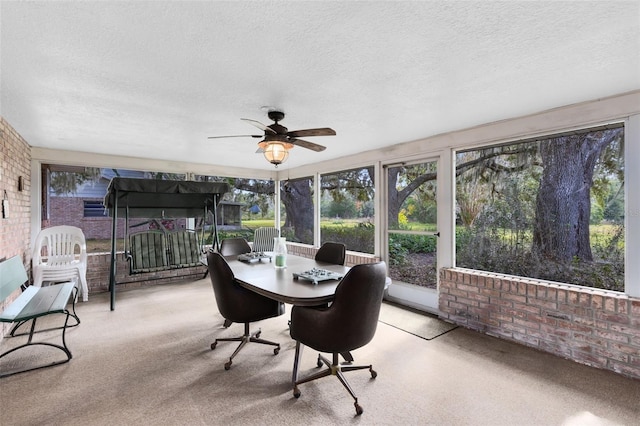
top-left (1, 1), bottom-right (639, 171)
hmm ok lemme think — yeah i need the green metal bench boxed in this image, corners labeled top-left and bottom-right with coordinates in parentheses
top-left (0, 255), bottom-right (80, 378)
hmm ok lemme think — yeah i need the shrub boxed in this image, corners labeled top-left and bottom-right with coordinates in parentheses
top-left (387, 233), bottom-right (437, 267)
top-left (321, 223), bottom-right (374, 253)
top-left (388, 239), bottom-right (408, 266)
top-left (205, 229), bottom-right (254, 244)
top-left (456, 225), bottom-right (624, 292)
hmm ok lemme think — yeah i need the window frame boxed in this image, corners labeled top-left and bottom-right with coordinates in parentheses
top-left (318, 166), bottom-right (376, 254)
top-left (451, 119), bottom-right (636, 297)
top-left (83, 200), bottom-right (107, 218)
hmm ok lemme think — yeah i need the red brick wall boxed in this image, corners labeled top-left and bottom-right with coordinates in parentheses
top-left (85, 242), bottom-right (376, 296)
top-left (86, 252), bottom-right (207, 294)
top-left (0, 117), bottom-right (32, 336)
top-left (439, 268), bottom-right (640, 380)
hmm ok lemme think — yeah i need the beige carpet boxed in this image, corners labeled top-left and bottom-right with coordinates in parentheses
top-left (1, 279), bottom-right (639, 426)
top-left (379, 301), bottom-right (457, 340)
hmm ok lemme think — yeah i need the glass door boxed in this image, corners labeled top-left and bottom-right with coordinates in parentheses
top-left (385, 160), bottom-right (439, 312)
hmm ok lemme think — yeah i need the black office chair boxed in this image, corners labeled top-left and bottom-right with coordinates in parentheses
top-left (290, 261), bottom-right (387, 415)
top-left (207, 251), bottom-right (285, 370)
top-left (217, 238), bottom-right (252, 328)
top-left (315, 242), bottom-right (346, 265)
top-left (311, 241), bottom-right (352, 362)
top-left (219, 237), bottom-right (252, 257)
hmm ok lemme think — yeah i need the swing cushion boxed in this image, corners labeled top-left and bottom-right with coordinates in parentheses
top-left (169, 230), bottom-right (203, 268)
top-left (129, 231), bottom-right (170, 273)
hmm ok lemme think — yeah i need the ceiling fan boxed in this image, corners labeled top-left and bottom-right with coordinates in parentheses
top-left (208, 110), bottom-right (336, 166)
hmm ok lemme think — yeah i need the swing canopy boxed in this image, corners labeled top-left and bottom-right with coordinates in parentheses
top-left (104, 177), bottom-right (230, 218)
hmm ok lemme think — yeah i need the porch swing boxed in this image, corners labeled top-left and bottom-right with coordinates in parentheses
top-left (124, 218), bottom-right (203, 274)
top-left (104, 177), bottom-right (230, 310)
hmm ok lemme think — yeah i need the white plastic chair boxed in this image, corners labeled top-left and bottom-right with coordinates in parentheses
top-left (32, 225), bottom-right (89, 302)
top-left (252, 227), bottom-right (280, 253)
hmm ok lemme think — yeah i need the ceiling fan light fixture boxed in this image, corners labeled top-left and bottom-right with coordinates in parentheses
top-left (208, 111), bottom-right (334, 166)
top-left (262, 142), bottom-right (290, 166)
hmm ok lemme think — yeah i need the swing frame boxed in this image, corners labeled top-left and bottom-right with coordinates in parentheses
top-left (104, 178), bottom-right (229, 310)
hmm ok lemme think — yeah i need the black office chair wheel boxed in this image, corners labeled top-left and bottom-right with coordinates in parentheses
top-left (224, 360), bottom-right (232, 370)
top-left (211, 341), bottom-right (217, 350)
top-left (370, 367), bottom-right (377, 379)
top-left (273, 347), bottom-right (280, 355)
top-left (355, 402), bottom-right (363, 416)
top-left (255, 330), bottom-right (261, 338)
top-left (316, 355), bottom-right (322, 368)
top-left (293, 386), bottom-right (301, 398)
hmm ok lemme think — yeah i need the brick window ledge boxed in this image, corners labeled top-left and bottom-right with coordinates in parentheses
top-left (439, 268), bottom-right (640, 380)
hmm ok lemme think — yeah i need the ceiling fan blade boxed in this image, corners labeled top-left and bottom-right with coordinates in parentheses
top-left (289, 138), bottom-right (326, 152)
top-left (241, 118), bottom-right (277, 134)
top-left (287, 128), bottom-right (336, 138)
top-left (207, 134), bottom-right (262, 139)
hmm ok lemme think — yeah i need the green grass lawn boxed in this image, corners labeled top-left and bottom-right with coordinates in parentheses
top-left (241, 219), bottom-right (278, 229)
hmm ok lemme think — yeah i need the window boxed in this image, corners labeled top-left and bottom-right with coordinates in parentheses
top-left (83, 200), bottom-right (106, 217)
top-left (194, 174), bottom-right (275, 241)
top-left (280, 176), bottom-right (314, 245)
top-left (386, 161), bottom-right (438, 289)
top-left (320, 167), bottom-right (375, 254)
top-left (455, 125), bottom-right (625, 291)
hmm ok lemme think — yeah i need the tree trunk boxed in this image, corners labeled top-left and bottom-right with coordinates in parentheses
top-left (532, 130), bottom-right (620, 262)
top-left (387, 168), bottom-right (401, 229)
top-left (387, 166), bottom-right (437, 229)
top-left (281, 179), bottom-right (314, 242)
